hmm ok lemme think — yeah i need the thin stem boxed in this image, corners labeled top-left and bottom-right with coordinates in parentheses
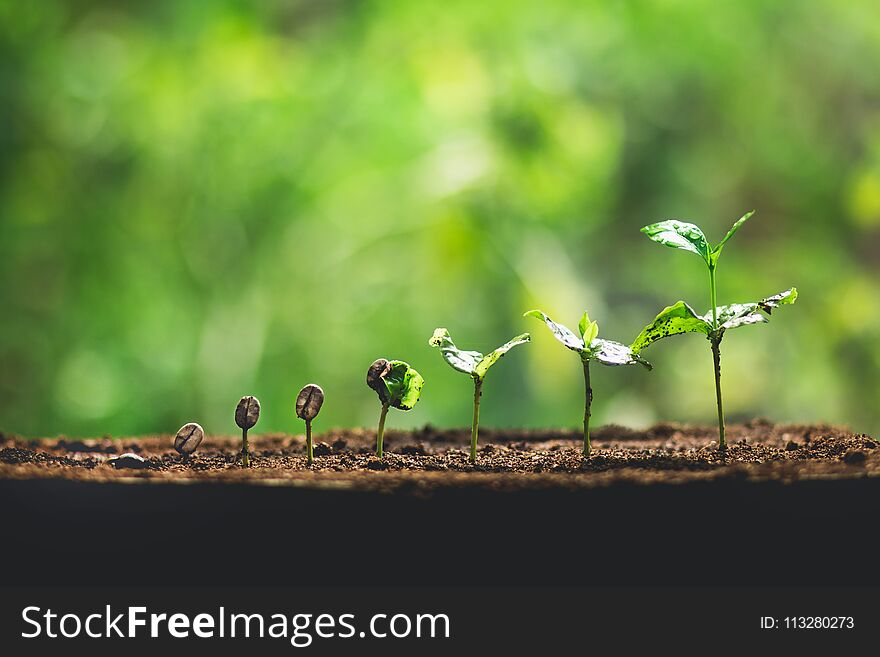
top-left (306, 420), bottom-right (313, 466)
top-left (712, 339), bottom-right (726, 451)
top-left (376, 403), bottom-right (389, 458)
top-left (471, 378), bottom-right (483, 464)
top-left (582, 359), bottom-right (593, 457)
top-left (708, 264), bottom-right (725, 450)
top-left (241, 427), bottom-right (250, 467)
top-left (708, 264), bottom-right (719, 329)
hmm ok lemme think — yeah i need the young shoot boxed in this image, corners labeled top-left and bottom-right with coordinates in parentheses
top-left (173, 422), bottom-right (204, 458)
top-left (635, 211), bottom-right (798, 450)
top-left (295, 384), bottom-right (325, 465)
top-left (235, 395), bottom-right (260, 467)
top-left (428, 328), bottom-right (530, 463)
top-left (524, 310), bottom-right (652, 457)
top-left (366, 359), bottom-right (424, 458)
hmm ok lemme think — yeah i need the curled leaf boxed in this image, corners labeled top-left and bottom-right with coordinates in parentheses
top-left (631, 301), bottom-right (711, 353)
top-left (368, 359), bottom-right (424, 410)
top-left (430, 328), bottom-right (530, 381)
top-left (472, 333), bottom-right (530, 380)
top-left (524, 310), bottom-right (584, 352)
top-left (591, 339), bottom-right (653, 370)
top-left (382, 360), bottom-right (424, 410)
top-left (641, 220), bottom-right (711, 263)
top-left (428, 328), bottom-right (483, 375)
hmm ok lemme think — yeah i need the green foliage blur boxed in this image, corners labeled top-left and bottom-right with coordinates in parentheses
top-left (2, 0), bottom-right (879, 439)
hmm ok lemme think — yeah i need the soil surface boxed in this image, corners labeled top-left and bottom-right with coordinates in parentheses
top-left (1, 420), bottom-right (876, 491)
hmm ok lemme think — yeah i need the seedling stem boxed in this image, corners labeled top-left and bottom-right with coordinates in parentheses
top-left (376, 402), bottom-right (389, 458)
top-left (306, 420), bottom-right (314, 465)
top-left (471, 379), bottom-right (482, 463)
top-left (582, 359), bottom-right (593, 457)
top-left (241, 427), bottom-right (250, 467)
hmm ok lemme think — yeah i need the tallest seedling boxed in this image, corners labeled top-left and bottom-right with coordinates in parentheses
top-left (633, 211), bottom-right (797, 450)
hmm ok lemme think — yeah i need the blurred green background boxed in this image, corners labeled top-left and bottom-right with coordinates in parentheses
top-left (2, 0), bottom-right (879, 439)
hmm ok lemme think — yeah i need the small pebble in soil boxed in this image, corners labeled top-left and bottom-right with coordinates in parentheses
top-left (785, 441), bottom-right (799, 451)
top-left (843, 450), bottom-right (866, 465)
top-left (313, 442), bottom-right (332, 457)
top-left (107, 453), bottom-right (149, 469)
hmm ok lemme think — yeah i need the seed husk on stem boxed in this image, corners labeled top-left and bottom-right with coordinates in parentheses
top-left (235, 395), bottom-right (260, 467)
top-left (295, 384), bottom-right (325, 465)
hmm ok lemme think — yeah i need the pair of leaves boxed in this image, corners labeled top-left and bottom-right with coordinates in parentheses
top-left (367, 359), bottom-right (424, 410)
top-left (524, 310), bottom-right (652, 369)
top-left (429, 328), bottom-right (530, 381)
top-left (631, 288), bottom-right (798, 353)
top-left (641, 210), bottom-right (755, 268)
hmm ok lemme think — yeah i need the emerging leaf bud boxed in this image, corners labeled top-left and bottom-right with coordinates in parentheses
top-left (174, 422), bottom-right (205, 456)
top-left (235, 395), bottom-right (261, 430)
top-left (296, 384), bottom-right (325, 422)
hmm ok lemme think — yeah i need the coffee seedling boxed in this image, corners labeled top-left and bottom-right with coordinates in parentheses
top-left (429, 328), bottom-right (530, 463)
top-left (366, 359), bottom-right (424, 458)
top-left (235, 395), bottom-right (260, 467)
top-left (635, 211), bottom-right (797, 449)
top-left (295, 384), bottom-right (325, 465)
top-left (173, 422), bottom-right (204, 457)
top-left (525, 310), bottom-right (652, 457)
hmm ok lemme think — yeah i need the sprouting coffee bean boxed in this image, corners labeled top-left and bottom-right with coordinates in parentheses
top-left (366, 359), bottom-right (392, 402)
top-left (296, 384), bottom-right (325, 422)
top-left (235, 396), bottom-right (260, 430)
top-left (174, 422), bottom-right (204, 456)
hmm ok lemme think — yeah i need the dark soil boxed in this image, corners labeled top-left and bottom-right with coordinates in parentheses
top-left (3, 420), bottom-right (880, 588)
top-left (1, 420), bottom-right (877, 491)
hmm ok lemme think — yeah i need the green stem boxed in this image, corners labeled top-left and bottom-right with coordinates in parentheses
top-left (708, 263), bottom-right (725, 450)
top-left (306, 419), bottom-right (313, 466)
top-left (712, 338), bottom-right (726, 451)
top-left (582, 359), bottom-right (593, 457)
top-left (376, 403), bottom-right (389, 458)
top-left (241, 427), bottom-right (250, 467)
top-left (709, 264), bottom-right (719, 329)
top-left (470, 378), bottom-right (482, 464)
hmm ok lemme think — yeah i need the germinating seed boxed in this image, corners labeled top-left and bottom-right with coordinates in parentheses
top-left (173, 422), bottom-right (204, 456)
top-left (366, 358), bottom-right (392, 401)
top-left (235, 395), bottom-right (260, 430)
top-left (296, 384), bottom-right (324, 422)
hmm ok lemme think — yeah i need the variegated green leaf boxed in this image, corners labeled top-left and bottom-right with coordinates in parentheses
top-left (641, 220), bottom-right (711, 263)
top-left (631, 301), bottom-right (711, 353)
top-left (428, 328), bottom-right (483, 375)
top-left (473, 333), bottom-right (531, 380)
top-left (590, 339), bottom-right (653, 370)
top-left (524, 310), bottom-right (585, 352)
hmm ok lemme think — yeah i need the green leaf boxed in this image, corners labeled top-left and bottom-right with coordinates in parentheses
top-left (382, 360), bottom-right (424, 410)
top-left (712, 210), bottom-right (755, 261)
top-left (631, 301), bottom-right (711, 353)
top-left (641, 220), bottom-right (711, 264)
top-left (708, 287), bottom-right (798, 334)
top-left (591, 339), bottom-right (653, 370)
top-left (758, 287), bottom-right (798, 313)
top-left (524, 310), bottom-right (585, 352)
top-left (577, 312), bottom-right (590, 339)
top-left (428, 328), bottom-right (483, 375)
top-left (473, 333), bottom-right (531, 380)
